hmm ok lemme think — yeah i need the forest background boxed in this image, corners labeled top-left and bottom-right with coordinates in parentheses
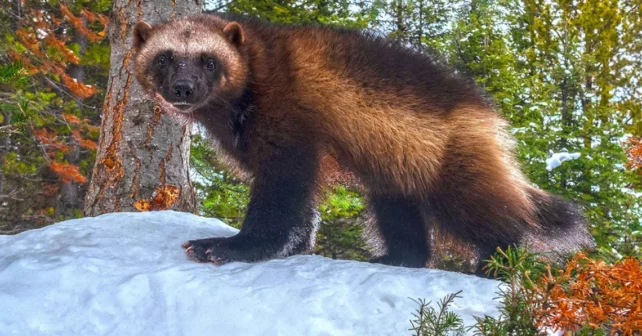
top-left (1, 0), bottom-right (641, 266)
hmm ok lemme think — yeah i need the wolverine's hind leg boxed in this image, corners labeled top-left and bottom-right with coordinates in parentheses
top-left (427, 189), bottom-right (527, 277)
top-left (369, 194), bottom-right (429, 268)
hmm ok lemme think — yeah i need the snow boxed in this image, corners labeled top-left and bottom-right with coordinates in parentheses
top-left (35, 28), bottom-right (48, 39)
top-left (0, 211), bottom-right (502, 336)
top-left (546, 152), bottom-right (581, 171)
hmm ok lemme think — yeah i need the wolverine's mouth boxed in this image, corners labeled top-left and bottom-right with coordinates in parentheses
top-left (172, 102), bottom-right (194, 111)
top-left (152, 93), bottom-right (197, 119)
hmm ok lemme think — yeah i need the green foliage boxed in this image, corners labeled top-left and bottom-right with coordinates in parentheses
top-left (82, 44), bottom-right (110, 68)
top-left (207, 0), bottom-right (376, 28)
top-left (315, 186), bottom-right (370, 261)
top-left (574, 326), bottom-right (607, 336)
top-left (372, 0), bottom-right (456, 50)
top-left (408, 291), bottom-right (468, 336)
top-left (473, 245), bottom-right (543, 335)
top-left (319, 186), bottom-right (365, 220)
top-left (421, 0), bottom-right (642, 258)
top-left (190, 133), bottom-right (250, 228)
top-left (0, 62), bottom-right (28, 86)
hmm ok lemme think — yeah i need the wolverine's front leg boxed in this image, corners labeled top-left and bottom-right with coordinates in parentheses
top-left (183, 143), bottom-right (320, 264)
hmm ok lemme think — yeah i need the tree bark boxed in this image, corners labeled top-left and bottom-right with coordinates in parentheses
top-left (85, 0), bottom-right (200, 216)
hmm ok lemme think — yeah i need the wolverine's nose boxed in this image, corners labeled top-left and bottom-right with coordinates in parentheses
top-left (172, 81), bottom-right (194, 99)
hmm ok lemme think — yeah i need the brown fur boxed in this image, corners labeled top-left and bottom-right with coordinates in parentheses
top-left (132, 13), bottom-right (593, 273)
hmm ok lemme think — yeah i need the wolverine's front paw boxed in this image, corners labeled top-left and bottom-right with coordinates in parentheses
top-left (181, 236), bottom-right (262, 265)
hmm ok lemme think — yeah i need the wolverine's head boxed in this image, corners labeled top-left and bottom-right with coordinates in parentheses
top-left (132, 15), bottom-right (248, 115)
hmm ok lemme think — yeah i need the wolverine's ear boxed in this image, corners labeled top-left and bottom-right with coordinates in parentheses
top-left (223, 22), bottom-right (245, 46)
top-left (133, 21), bottom-right (153, 51)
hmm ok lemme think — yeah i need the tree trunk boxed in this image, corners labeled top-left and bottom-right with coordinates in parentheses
top-left (416, 0), bottom-right (424, 49)
top-left (57, 18), bottom-right (87, 219)
top-left (85, 0), bottom-right (200, 216)
top-left (393, 1), bottom-right (407, 41)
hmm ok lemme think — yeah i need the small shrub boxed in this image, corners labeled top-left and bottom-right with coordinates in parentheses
top-left (473, 246), bottom-right (642, 335)
top-left (409, 291), bottom-right (468, 336)
top-left (473, 245), bottom-right (544, 335)
top-left (535, 253), bottom-right (642, 335)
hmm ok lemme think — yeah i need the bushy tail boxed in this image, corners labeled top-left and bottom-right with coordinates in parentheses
top-left (526, 188), bottom-right (595, 257)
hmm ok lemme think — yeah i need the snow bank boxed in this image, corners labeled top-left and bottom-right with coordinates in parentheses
top-left (546, 152), bottom-right (581, 171)
top-left (0, 211), bottom-right (502, 335)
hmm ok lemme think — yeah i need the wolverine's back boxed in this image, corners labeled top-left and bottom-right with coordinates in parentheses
top-left (215, 13), bottom-right (487, 112)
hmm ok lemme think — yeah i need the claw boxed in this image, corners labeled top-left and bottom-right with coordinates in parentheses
top-left (186, 251), bottom-right (208, 263)
top-left (209, 256), bottom-right (223, 265)
top-left (181, 237), bottom-right (252, 265)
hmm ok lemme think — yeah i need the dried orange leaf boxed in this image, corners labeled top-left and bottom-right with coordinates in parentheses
top-left (133, 200), bottom-right (152, 212)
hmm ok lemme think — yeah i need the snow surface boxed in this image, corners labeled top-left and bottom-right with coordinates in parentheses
top-left (546, 152), bottom-right (581, 171)
top-left (0, 211), bottom-right (503, 336)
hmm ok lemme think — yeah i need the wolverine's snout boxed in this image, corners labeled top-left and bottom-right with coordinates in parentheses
top-left (172, 80), bottom-right (195, 100)
top-left (163, 75), bottom-right (206, 109)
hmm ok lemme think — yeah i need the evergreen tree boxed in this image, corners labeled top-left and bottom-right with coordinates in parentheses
top-left (0, 0), bottom-right (109, 232)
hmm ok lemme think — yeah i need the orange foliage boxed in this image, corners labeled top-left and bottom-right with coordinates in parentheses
top-left (133, 185), bottom-right (181, 211)
top-left (42, 184), bottom-right (61, 197)
top-left (15, 28), bottom-right (43, 57)
top-left (33, 128), bottom-right (70, 154)
top-left (86, 124), bottom-right (101, 133)
top-left (536, 253), bottom-right (642, 335)
top-left (44, 35), bottom-right (80, 64)
top-left (61, 73), bottom-right (98, 99)
top-left (78, 138), bottom-right (97, 150)
top-left (71, 130), bottom-right (97, 150)
top-left (9, 6), bottom-right (107, 98)
top-left (60, 4), bottom-right (108, 43)
top-left (32, 128), bottom-right (51, 142)
top-left (626, 137), bottom-right (642, 170)
top-left (49, 161), bottom-right (87, 183)
top-left (63, 114), bottom-right (83, 125)
top-left (34, 118), bottom-right (98, 153)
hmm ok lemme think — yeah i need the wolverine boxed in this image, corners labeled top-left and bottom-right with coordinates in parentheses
top-left (132, 13), bottom-right (593, 274)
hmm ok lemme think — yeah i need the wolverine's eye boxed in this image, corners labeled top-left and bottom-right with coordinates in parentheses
top-left (158, 55), bottom-right (168, 67)
top-left (205, 59), bottom-right (216, 70)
